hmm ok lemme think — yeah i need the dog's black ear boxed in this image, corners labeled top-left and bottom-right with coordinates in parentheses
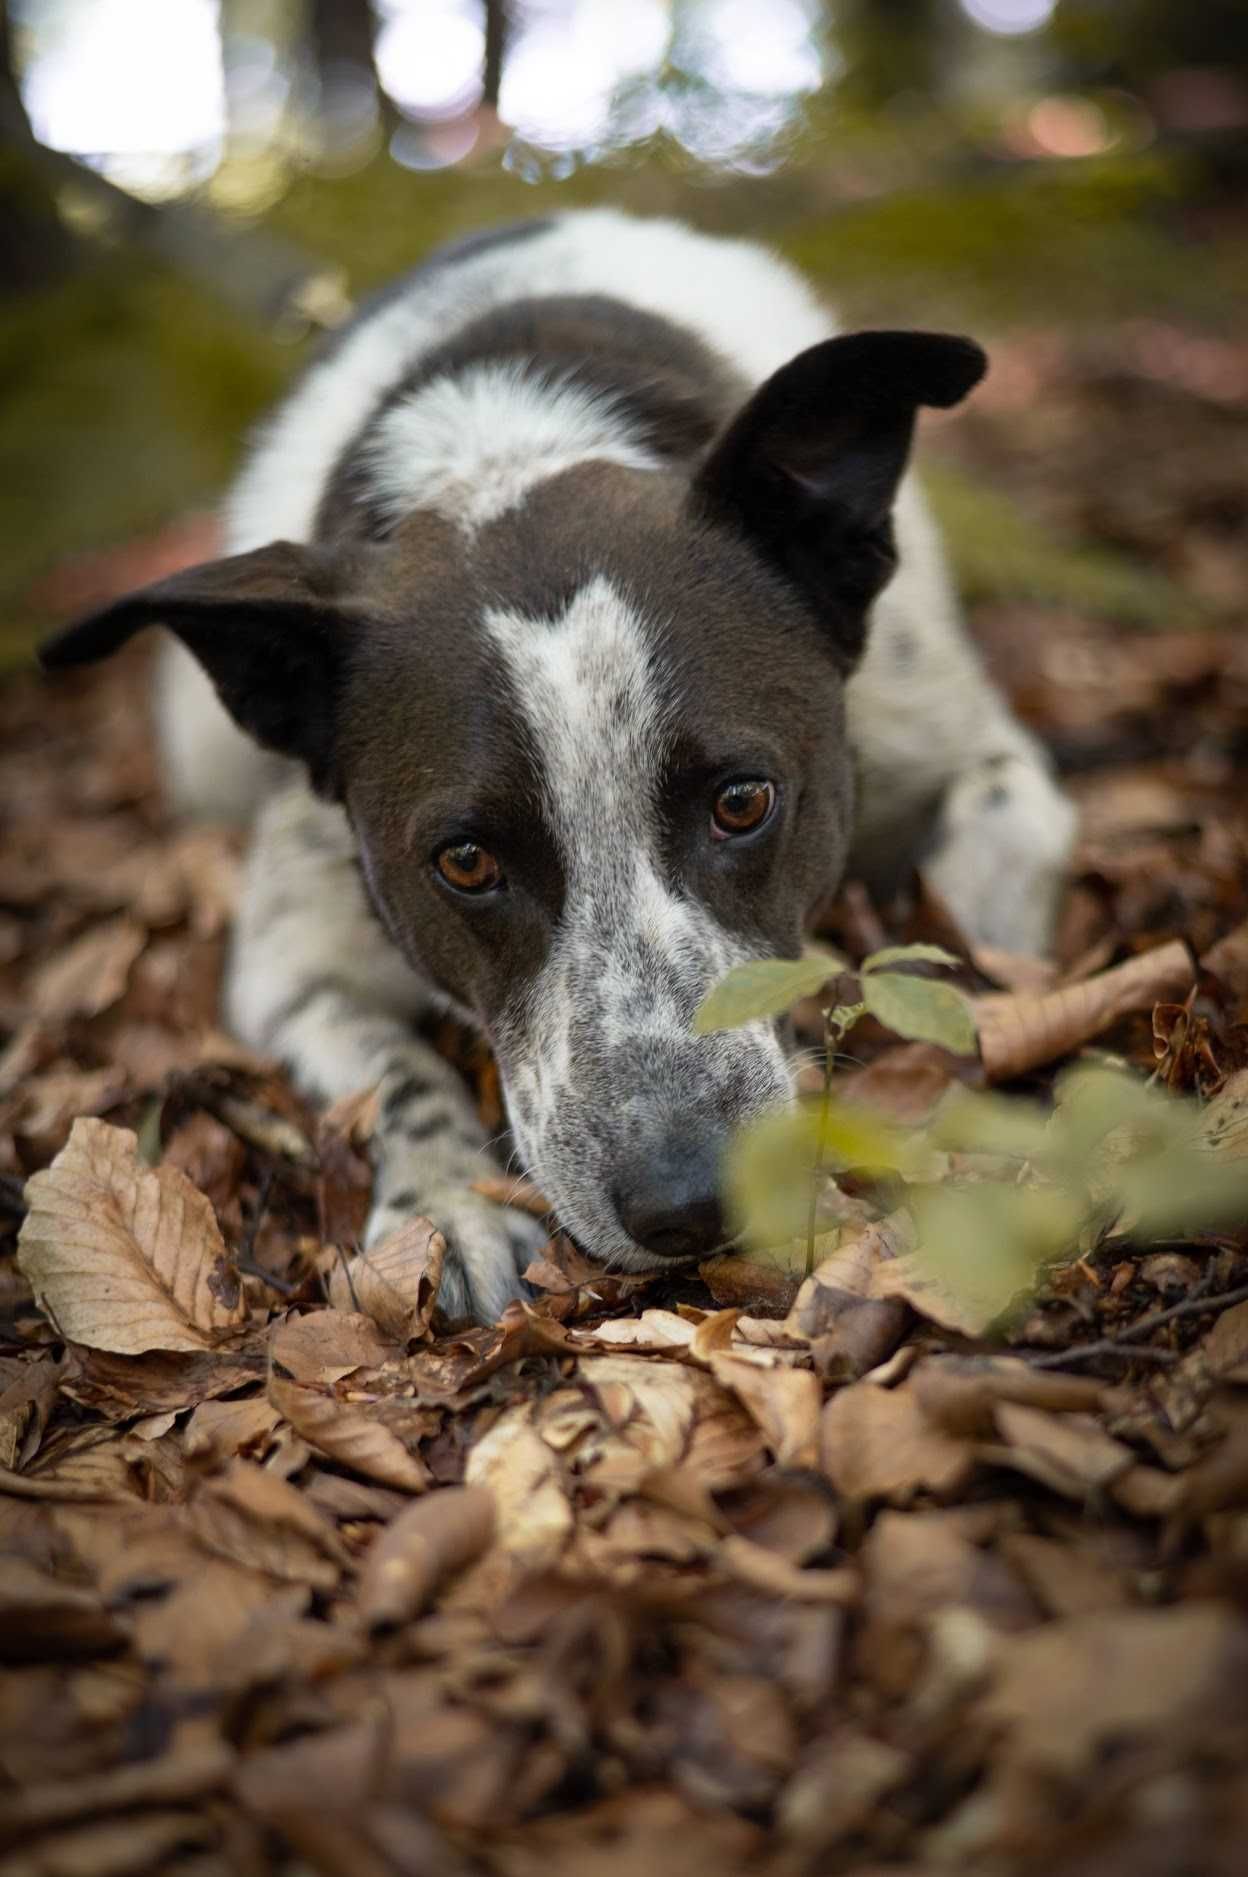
top-left (38, 540), bottom-right (356, 794)
top-left (691, 330), bottom-right (986, 668)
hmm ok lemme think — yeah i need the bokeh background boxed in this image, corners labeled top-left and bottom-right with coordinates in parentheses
top-left (1, 0), bottom-right (1246, 662)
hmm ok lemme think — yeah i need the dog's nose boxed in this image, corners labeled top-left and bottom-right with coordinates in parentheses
top-left (614, 1150), bottom-right (727, 1259)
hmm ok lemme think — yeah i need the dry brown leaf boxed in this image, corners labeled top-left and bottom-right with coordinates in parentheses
top-left (59, 1342), bottom-right (264, 1419)
top-left (978, 1605), bottom-right (1248, 1777)
top-left (841, 1041), bottom-right (969, 1123)
top-left (471, 1175), bottom-right (553, 1218)
top-left (1199, 1298), bottom-right (1248, 1382)
top-left (267, 1366), bottom-right (431, 1494)
top-left (0, 1741), bottom-right (232, 1842)
top-left (5, 1066), bottom-right (122, 1152)
top-left (0, 1808), bottom-right (214, 1876)
top-left (27, 917), bottom-right (145, 1022)
top-left (17, 1117), bottom-right (247, 1355)
top-left (0, 1360), bottom-right (59, 1473)
top-left (723, 1474), bottom-right (836, 1563)
top-left (997, 1531), bottom-right (1129, 1618)
top-left (183, 1395), bottom-right (281, 1465)
top-left (974, 938), bottom-right (1195, 1081)
top-left (129, 1555), bottom-right (284, 1682)
top-left (786, 1213), bottom-right (913, 1378)
top-left (718, 1534), bottom-right (858, 1604)
top-left (909, 1355), bottom-right (1110, 1438)
top-left (269, 1309), bottom-right (396, 1384)
top-left (186, 1459), bottom-right (348, 1588)
top-left (463, 1403), bottom-right (573, 1570)
top-left (986, 1401), bottom-right (1133, 1499)
top-left (870, 1251), bottom-right (1001, 1339)
top-left (1202, 918), bottom-right (1248, 1006)
top-left (698, 1253), bottom-right (801, 1313)
top-left (327, 1217), bottom-right (446, 1342)
top-left (858, 1508), bottom-right (1037, 1657)
top-left (573, 1308), bottom-right (696, 1351)
top-left (1199, 1068), bottom-right (1248, 1162)
top-left (778, 1726), bottom-right (912, 1853)
top-left (707, 1351), bottom-right (821, 1468)
top-left (358, 1485), bottom-right (496, 1629)
top-left (318, 1082), bottom-right (381, 1151)
top-left (820, 1381), bottom-right (974, 1502)
top-left (0, 1557), bottom-right (126, 1662)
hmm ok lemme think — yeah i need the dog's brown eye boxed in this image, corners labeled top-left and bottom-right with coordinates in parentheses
top-left (436, 843), bottom-right (502, 894)
top-left (712, 779), bottom-right (775, 839)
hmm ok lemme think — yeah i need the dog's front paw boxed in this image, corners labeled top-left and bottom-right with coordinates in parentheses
top-left (924, 755), bottom-right (1077, 955)
top-left (365, 1182), bottom-right (548, 1323)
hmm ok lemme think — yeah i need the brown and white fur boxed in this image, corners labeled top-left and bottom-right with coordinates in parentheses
top-left (42, 210), bottom-right (1075, 1320)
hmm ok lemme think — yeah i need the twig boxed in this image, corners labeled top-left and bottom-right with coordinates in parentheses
top-left (1026, 1279), bottom-right (1248, 1371)
top-left (1028, 1341), bottom-right (1179, 1369)
top-left (330, 1239), bottom-right (362, 1314)
top-left (234, 1169), bottom-right (296, 1296)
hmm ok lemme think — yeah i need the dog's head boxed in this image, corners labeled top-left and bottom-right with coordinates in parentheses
top-left (43, 330), bottom-right (984, 1268)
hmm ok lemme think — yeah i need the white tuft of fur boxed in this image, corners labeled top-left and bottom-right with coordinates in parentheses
top-left (366, 362), bottom-right (659, 533)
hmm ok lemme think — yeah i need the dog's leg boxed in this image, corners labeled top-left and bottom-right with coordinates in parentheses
top-left (847, 486), bottom-right (1077, 955)
top-left (228, 785), bottom-right (547, 1320)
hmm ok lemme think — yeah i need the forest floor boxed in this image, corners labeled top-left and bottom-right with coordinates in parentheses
top-left (2, 317), bottom-right (1248, 1876)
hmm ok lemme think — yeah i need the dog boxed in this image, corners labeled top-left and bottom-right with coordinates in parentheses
top-left (42, 210), bottom-right (1075, 1320)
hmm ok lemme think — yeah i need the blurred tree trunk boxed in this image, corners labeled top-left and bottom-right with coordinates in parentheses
top-left (310, 0), bottom-right (394, 139)
top-left (482, 0), bottom-right (509, 111)
top-left (0, 0), bottom-right (82, 291)
top-left (833, 0), bottom-right (953, 110)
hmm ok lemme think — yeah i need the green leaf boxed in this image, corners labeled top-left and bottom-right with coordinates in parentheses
top-left (907, 1181), bottom-right (1084, 1334)
top-left (725, 1101), bottom-right (914, 1250)
top-left (826, 1001), bottom-right (866, 1038)
top-left (927, 1088), bottom-right (1050, 1163)
top-left (1114, 1150), bottom-right (1248, 1239)
top-left (135, 1097), bottom-right (165, 1168)
top-left (692, 946), bottom-right (845, 1035)
top-left (861, 971), bottom-right (978, 1055)
top-left (1053, 1064), bottom-right (1193, 1151)
top-left (862, 942), bottom-right (962, 975)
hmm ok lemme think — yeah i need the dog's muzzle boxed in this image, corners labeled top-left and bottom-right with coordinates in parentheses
top-left (611, 1139), bottom-right (727, 1260)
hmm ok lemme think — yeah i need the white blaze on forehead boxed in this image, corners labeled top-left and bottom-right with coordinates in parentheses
top-left (365, 363), bottom-right (659, 535)
top-left (483, 575), bottom-right (669, 862)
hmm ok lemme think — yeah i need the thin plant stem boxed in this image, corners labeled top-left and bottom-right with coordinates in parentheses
top-left (806, 1015), bottom-right (836, 1278)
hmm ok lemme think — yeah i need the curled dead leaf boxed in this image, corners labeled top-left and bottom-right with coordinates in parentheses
top-left (1199, 1068), bottom-right (1248, 1161)
top-left (708, 1351), bottom-right (821, 1469)
top-left (786, 1213), bottom-right (914, 1378)
top-left (268, 1309), bottom-right (396, 1385)
top-left (359, 1485), bottom-right (496, 1630)
top-left (268, 1367), bottom-right (430, 1494)
top-left (974, 939), bottom-right (1194, 1082)
top-left (186, 1460), bottom-right (348, 1588)
top-left (327, 1217), bottom-right (446, 1342)
top-left (17, 1117), bottom-right (248, 1355)
top-left (464, 1403), bottom-right (573, 1570)
top-left (28, 916), bottom-right (145, 1022)
top-left (471, 1175), bottom-right (553, 1218)
top-left (820, 1380), bottom-right (974, 1503)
